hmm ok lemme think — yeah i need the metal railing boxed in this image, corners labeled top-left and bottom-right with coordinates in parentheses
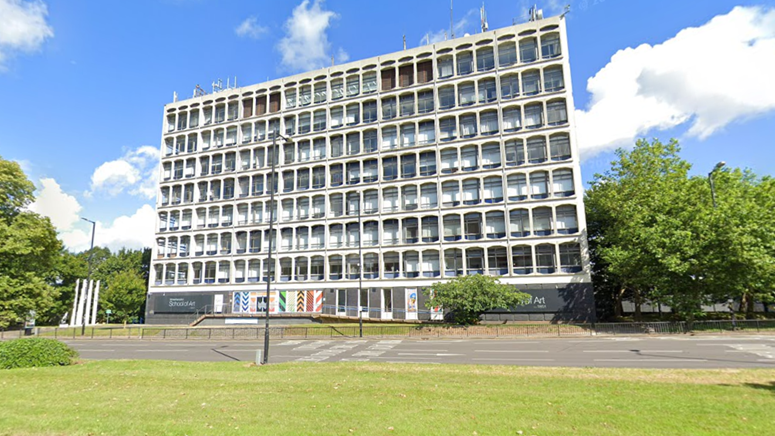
top-left (3, 319), bottom-right (774, 341)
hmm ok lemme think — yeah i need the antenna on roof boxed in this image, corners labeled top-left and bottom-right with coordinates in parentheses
top-left (193, 84), bottom-right (206, 98)
top-left (528, 5), bottom-right (543, 21)
top-left (560, 4), bottom-right (570, 19)
top-left (173, 91), bottom-right (178, 102)
top-left (450, 0), bottom-right (455, 39)
top-left (331, 55), bottom-right (334, 66)
top-left (212, 79), bottom-right (223, 93)
top-left (403, 34), bottom-right (406, 50)
top-left (480, 2), bottom-right (489, 33)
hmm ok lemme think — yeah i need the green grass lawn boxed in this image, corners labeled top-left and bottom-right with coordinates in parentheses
top-left (1, 361), bottom-right (774, 436)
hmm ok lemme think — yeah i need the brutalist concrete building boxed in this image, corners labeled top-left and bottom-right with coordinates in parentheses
top-left (147, 13), bottom-right (594, 325)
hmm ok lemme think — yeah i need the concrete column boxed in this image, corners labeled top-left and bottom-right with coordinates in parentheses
top-left (90, 280), bottom-right (100, 325)
top-left (84, 280), bottom-right (94, 327)
top-left (76, 279), bottom-right (88, 327)
top-left (70, 279), bottom-right (80, 327)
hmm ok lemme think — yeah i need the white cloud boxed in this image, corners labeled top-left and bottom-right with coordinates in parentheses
top-left (576, 6), bottom-right (775, 159)
top-left (421, 8), bottom-right (479, 45)
top-left (88, 146), bottom-right (159, 199)
top-left (29, 178), bottom-right (81, 230)
top-left (59, 204), bottom-right (156, 252)
top-left (0, 0), bottom-right (54, 69)
top-left (235, 16), bottom-right (268, 39)
top-left (277, 0), bottom-right (347, 72)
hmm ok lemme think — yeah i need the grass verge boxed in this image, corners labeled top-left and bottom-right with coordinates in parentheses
top-left (1, 361), bottom-right (774, 435)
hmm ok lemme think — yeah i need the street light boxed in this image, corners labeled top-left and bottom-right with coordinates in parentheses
top-left (262, 131), bottom-right (292, 365)
top-left (357, 199), bottom-right (364, 338)
top-left (81, 217), bottom-right (96, 336)
top-left (708, 161), bottom-right (725, 208)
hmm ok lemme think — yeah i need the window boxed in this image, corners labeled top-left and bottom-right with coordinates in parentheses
top-left (440, 148), bottom-right (458, 173)
top-left (544, 66), bottom-right (565, 92)
top-left (346, 161), bottom-right (360, 184)
top-left (500, 74), bottom-right (520, 99)
top-left (512, 245), bottom-right (533, 274)
top-left (399, 64), bottom-right (414, 87)
top-left (439, 86), bottom-right (455, 109)
top-left (556, 205), bottom-right (579, 234)
top-left (443, 216), bottom-right (462, 242)
top-left (346, 193), bottom-right (360, 216)
top-left (458, 82), bottom-right (476, 106)
top-left (527, 137), bottom-right (547, 163)
top-left (418, 121), bottom-right (435, 145)
top-left (480, 111), bottom-right (499, 135)
top-left (498, 42), bottom-right (517, 67)
top-left (364, 191), bottom-right (379, 214)
top-left (329, 255), bottom-right (343, 279)
top-left (403, 218), bottom-right (419, 242)
top-left (331, 135), bottom-right (343, 157)
top-left (298, 113), bottom-right (310, 134)
top-left (382, 97), bottom-right (397, 120)
top-left (437, 56), bottom-right (454, 78)
top-left (283, 170), bottom-right (294, 193)
top-left (347, 132), bottom-right (360, 155)
top-left (533, 207), bottom-right (553, 235)
top-left (313, 139), bottom-right (327, 160)
top-left (524, 103), bottom-right (544, 129)
top-left (444, 248), bottom-right (464, 276)
top-left (313, 110), bottom-right (326, 131)
top-left (504, 139), bottom-right (525, 167)
top-left (331, 80), bottom-right (344, 100)
top-left (462, 180), bottom-right (481, 205)
top-left (541, 33), bottom-right (561, 58)
top-left (298, 171), bottom-right (310, 192)
top-left (417, 60), bottom-right (433, 83)
top-left (381, 127), bottom-right (397, 150)
top-left (381, 69), bottom-right (396, 91)
top-left (283, 142), bottom-right (295, 165)
top-left (550, 134), bottom-right (571, 161)
top-left (439, 117), bottom-right (456, 141)
top-left (346, 104), bottom-right (360, 125)
top-left (404, 251), bottom-right (420, 277)
top-left (418, 91), bottom-right (434, 113)
top-left (487, 247), bottom-right (508, 275)
top-left (503, 107), bottom-right (521, 132)
top-left (400, 124), bottom-right (415, 147)
top-left (507, 174), bottom-right (529, 201)
top-left (314, 83), bottom-right (327, 103)
top-left (299, 86), bottom-right (312, 106)
top-left (477, 47), bottom-right (495, 71)
top-left (482, 144), bottom-right (501, 169)
top-left (460, 114), bottom-right (477, 137)
top-left (421, 216), bottom-right (439, 242)
top-left (509, 209), bottom-right (530, 237)
top-left (457, 52), bottom-right (473, 75)
top-left (298, 140), bottom-right (311, 162)
top-left (422, 250), bottom-right (440, 277)
top-left (311, 256), bottom-right (324, 279)
top-left (330, 107), bottom-right (344, 128)
top-left (215, 105), bottom-right (225, 123)
top-left (420, 151), bottom-right (437, 176)
top-left (285, 90), bottom-right (296, 109)
top-left (399, 94), bottom-right (415, 117)
top-left (384, 253), bottom-right (400, 278)
top-left (552, 169), bottom-right (575, 197)
top-left (522, 70), bottom-right (541, 95)
top-left (312, 196), bottom-right (325, 218)
top-left (478, 79), bottom-right (497, 103)
top-left (547, 100), bottom-right (568, 125)
top-left (441, 181), bottom-right (460, 207)
top-left (363, 72), bottom-right (378, 94)
top-left (483, 177), bottom-right (503, 203)
top-left (530, 171), bottom-right (549, 199)
top-left (535, 244), bottom-right (556, 274)
top-left (461, 145), bottom-right (478, 171)
top-left (330, 164), bottom-right (343, 187)
top-left (383, 219), bottom-right (399, 242)
top-left (363, 159), bottom-right (378, 183)
top-left (401, 154), bottom-right (416, 179)
top-left (330, 196), bottom-right (344, 218)
top-left (466, 248), bottom-right (484, 274)
top-left (347, 75), bottom-right (360, 97)
top-left (560, 243), bottom-right (582, 273)
top-left (520, 38), bottom-right (538, 63)
top-left (363, 101), bottom-right (377, 123)
top-left (363, 130), bottom-right (378, 153)
top-left (420, 184), bottom-right (438, 209)
top-left (382, 157), bottom-right (398, 181)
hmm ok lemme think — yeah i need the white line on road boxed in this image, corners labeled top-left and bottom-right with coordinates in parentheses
top-left (594, 359), bottom-right (707, 362)
top-left (398, 353), bottom-right (463, 357)
top-left (582, 350), bottom-right (683, 353)
top-left (77, 349), bottom-right (115, 352)
top-left (472, 358), bottom-right (555, 362)
top-left (137, 349), bottom-right (188, 352)
top-left (474, 350), bottom-right (549, 353)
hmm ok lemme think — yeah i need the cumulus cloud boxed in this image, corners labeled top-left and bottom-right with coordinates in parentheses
top-left (29, 178), bottom-right (81, 230)
top-left (0, 0), bottom-right (54, 69)
top-left (235, 16), bottom-right (268, 39)
top-left (88, 146), bottom-right (159, 199)
top-left (420, 8), bottom-right (479, 45)
top-left (277, 0), bottom-right (347, 72)
top-left (59, 204), bottom-right (156, 252)
top-left (576, 6), bottom-right (775, 159)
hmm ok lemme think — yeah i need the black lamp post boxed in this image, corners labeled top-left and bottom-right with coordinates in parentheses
top-left (262, 131), bottom-right (292, 364)
top-left (708, 161), bottom-right (725, 209)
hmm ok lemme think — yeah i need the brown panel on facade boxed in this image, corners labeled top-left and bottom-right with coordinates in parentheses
top-left (416, 60), bottom-right (433, 83)
top-left (256, 96), bottom-right (267, 115)
top-left (399, 64), bottom-right (414, 87)
top-left (269, 93), bottom-right (281, 113)
top-left (242, 99), bottom-right (253, 118)
top-left (381, 69), bottom-right (396, 91)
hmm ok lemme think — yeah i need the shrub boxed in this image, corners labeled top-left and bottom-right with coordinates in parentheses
top-left (0, 338), bottom-right (78, 369)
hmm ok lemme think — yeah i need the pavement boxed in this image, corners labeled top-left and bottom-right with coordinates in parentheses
top-left (62, 334), bottom-right (775, 368)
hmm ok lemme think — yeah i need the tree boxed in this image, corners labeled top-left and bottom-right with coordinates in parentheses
top-left (423, 275), bottom-right (530, 324)
top-left (0, 157), bottom-right (62, 329)
top-left (100, 269), bottom-right (147, 323)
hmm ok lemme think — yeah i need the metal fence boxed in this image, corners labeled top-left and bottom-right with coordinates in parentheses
top-left (2, 319), bottom-right (775, 341)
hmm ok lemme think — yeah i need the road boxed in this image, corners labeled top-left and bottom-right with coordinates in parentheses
top-left (61, 335), bottom-right (775, 368)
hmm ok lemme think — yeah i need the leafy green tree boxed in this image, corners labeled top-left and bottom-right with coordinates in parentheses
top-left (0, 157), bottom-right (62, 329)
top-left (100, 269), bottom-right (147, 323)
top-left (423, 275), bottom-right (530, 324)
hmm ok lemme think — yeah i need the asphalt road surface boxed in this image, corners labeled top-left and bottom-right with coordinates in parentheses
top-left (61, 335), bottom-right (775, 368)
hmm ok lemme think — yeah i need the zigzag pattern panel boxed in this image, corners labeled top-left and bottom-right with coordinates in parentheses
top-left (287, 291), bottom-right (296, 313)
top-left (297, 291), bottom-right (305, 312)
top-left (279, 291), bottom-right (286, 312)
top-left (314, 291), bottom-right (323, 312)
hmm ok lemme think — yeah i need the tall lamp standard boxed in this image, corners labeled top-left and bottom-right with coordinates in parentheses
top-left (357, 199), bottom-right (364, 338)
top-left (81, 217), bottom-right (96, 336)
top-left (262, 131), bottom-right (292, 365)
top-left (709, 161), bottom-right (726, 209)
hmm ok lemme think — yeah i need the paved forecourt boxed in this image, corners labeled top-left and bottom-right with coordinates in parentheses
top-left (62, 335), bottom-right (775, 369)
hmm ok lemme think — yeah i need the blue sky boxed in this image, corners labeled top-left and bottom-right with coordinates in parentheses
top-left (1, 0), bottom-right (773, 251)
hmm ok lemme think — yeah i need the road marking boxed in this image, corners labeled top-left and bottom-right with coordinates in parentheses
top-left (373, 356), bottom-right (443, 360)
top-left (137, 349), bottom-right (187, 352)
top-left (594, 359), bottom-right (707, 362)
top-left (582, 350), bottom-right (683, 353)
top-left (472, 358), bottom-right (554, 362)
top-left (398, 353), bottom-right (463, 357)
top-left (474, 350), bottom-right (549, 353)
top-left (78, 349), bottom-right (115, 352)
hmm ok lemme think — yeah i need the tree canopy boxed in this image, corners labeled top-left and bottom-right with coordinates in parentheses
top-left (424, 275), bottom-right (531, 324)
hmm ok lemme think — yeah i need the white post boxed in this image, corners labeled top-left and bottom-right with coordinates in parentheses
top-left (70, 279), bottom-right (80, 327)
top-left (84, 280), bottom-right (94, 327)
top-left (90, 280), bottom-right (101, 325)
top-left (76, 279), bottom-right (88, 327)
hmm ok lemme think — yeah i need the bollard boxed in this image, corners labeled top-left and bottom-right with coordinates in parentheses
top-left (256, 350), bottom-right (263, 365)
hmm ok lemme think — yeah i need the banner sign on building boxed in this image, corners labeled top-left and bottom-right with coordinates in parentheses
top-left (233, 290), bottom-right (323, 314)
top-left (153, 294), bottom-right (213, 313)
